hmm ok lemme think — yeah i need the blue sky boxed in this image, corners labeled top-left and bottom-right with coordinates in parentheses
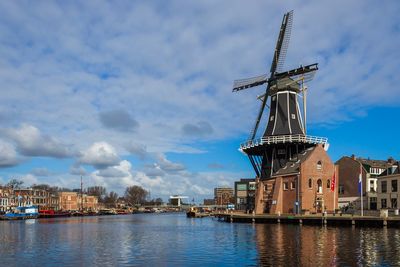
top-left (0, 1), bottom-right (399, 201)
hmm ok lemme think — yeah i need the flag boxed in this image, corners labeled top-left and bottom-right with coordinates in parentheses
top-left (358, 165), bottom-right (362, 193)
top-left (330, 171), bottom-right (336, 192)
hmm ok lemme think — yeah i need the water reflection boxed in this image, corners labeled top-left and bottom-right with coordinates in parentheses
top-left (0, 214), bottom-right (400, 266)
top-left (255, 223), bottom-right (400, 266)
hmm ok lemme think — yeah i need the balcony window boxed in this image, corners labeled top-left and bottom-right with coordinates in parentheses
top-left (381, 198), bottom-right (387, 209)
top-left (391, 198), bottom-right (397, 209)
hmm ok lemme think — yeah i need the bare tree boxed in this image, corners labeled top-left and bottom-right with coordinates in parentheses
top-left (124, 185), bottom-right (148, 206)
top-left (104, 191), bottom-right (119, 208)
top-left (87, 186), bottom-right (107, 202)
top-left (7, 179), bottom-right (24, 189)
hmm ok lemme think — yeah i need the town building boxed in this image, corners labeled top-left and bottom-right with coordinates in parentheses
top-left (254, 145), bottom-right (337, 214)
top-left (336, 155), bottom-right (397, 210)
top-left (58, 192), bottom-right (79, 211)
top-left (377, 165), bottom-right (400, 209)
top-left (0, 187), bottom-right (15, 212)
top-left (234, 178), bottom-right (256, 211)
top-left (13, 188), bottom-right (54, 209)
top-left (58, 191), bottom-right (99, 211)
top-left (214, 187), bottom-right (234, 206)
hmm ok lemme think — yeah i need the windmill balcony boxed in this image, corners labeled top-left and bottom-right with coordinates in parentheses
top-left (239, 134), bottom-right (328, 151)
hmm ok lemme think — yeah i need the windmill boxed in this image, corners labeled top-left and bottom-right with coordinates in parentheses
top-left (232, 11), bottom-right (328, 180)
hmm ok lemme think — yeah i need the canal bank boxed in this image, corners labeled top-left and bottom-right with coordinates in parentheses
top-left (215, 213), bottom-right (400, 227)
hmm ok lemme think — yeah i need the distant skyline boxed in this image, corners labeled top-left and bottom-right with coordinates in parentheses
top-left (0, 1), bottom-right (399, 201)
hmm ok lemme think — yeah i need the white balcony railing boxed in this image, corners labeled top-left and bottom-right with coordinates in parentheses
top-left (239, 134), bottom-right (328, 150)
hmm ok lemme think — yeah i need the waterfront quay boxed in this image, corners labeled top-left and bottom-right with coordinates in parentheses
top-left (216, 212), bottom-right (400, 227)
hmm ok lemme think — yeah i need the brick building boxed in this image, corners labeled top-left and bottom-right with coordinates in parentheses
top-left (58, 191), bottom-right (99, 211)
top-left (336, 155), bottom-right (397, 210)
top-left (214, 187), bottom-right (234, 206)
top-left (254, 145), bottom-right (338, 215)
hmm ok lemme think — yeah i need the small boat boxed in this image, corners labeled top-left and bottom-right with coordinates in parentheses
top-left (2, 206), bottom-right (39, 220)
top-left (186, 206), bottom-right (211, 218)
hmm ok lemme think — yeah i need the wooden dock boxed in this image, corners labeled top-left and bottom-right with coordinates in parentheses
top-left (213, 213), bottom-right (400, 227)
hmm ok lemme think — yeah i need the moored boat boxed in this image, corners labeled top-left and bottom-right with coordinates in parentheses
top-left (2, 206), bottom-right (39, 220)
top-left (39, 210), bottom-right (71, 218)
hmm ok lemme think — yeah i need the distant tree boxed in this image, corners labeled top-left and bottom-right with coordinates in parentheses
top-left (154, 197), bottom-right (163, 205)
top-left (7, 179), bottom-right (24, 189)
top-left (87, 186), bottom-right (107, 202)
top-left (104, 191), bottom-right (119, 208)
top-left (124, 185), bottom-right (148, 206)
top-left (32, 184), bottom-right (51, 191)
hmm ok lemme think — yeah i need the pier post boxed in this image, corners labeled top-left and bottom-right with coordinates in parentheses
top-left (299, 219), bottom-right (302, 225)
top-left (352, 220), bottom-right (355, 226)
top-left (383, 219), bottom-right (387, 227)
top-left (230, 215), bottom-right (233, 223)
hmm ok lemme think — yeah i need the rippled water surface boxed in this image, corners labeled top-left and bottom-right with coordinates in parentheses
top-left (0, 213), bottom-right (399, 266)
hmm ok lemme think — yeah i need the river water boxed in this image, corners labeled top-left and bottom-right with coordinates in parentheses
top-left (0, 213), bottom-right (399, 266)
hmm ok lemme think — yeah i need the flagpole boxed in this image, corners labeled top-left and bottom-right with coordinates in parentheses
top-left (333, 168), bottom-right (336, 213)
top-left (360, 163), bottom-right (364, 217)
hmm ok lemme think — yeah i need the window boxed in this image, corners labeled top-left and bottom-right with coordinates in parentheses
top-left (249, 182), bottom-right (256, 191)
top-left (391, 198), bottom-right (397, 209)
top-left (318, 161), bottom-right (323, 169)
top-left (392, 180), bottom-right (398, 193)
top-left (381, 198), bottom-right (387, 209)
top-left (237, 184), bottom-right (247, 191)
top-left (317, 179), bottom-right (322, 194)
top-left (339, 185), bottom-right (345, 194)
top-left (291, 181), bottom-right (296, 190)
top-left (327, 179), bottom-right (331, 189)
top-left (382, 181), bottom-right (387, 193)
top-left (370, 180), bottom-right (375, 192)
top-left (283, 182), bottom-right (289, 190)
top-left (308, 179), bottom-right (313, 189)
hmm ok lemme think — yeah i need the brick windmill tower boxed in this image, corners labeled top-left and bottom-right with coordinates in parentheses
top-left (233, 11), bottom-right (337, 215)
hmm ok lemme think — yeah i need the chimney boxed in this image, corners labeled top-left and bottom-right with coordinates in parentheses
top-left (351, 154), bottom-right (356, 160)
top-left (388, 157), bottom-right (395, 164)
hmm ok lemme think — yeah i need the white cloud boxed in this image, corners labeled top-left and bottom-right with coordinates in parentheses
top-left (0, 140), bottom-right (20, 167)
top-left (79, 142), bottom-right (120, 169)
top-left (2, 124), bottom-right (71, 158)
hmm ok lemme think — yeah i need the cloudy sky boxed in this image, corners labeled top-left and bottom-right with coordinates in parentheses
top-left (0, 1), bottom-right (399, 202)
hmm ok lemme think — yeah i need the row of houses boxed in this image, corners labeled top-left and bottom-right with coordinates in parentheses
top-left (231, 154), bottom-right (399, 213)
top-left (0, 187), bottom-right (98, 212)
